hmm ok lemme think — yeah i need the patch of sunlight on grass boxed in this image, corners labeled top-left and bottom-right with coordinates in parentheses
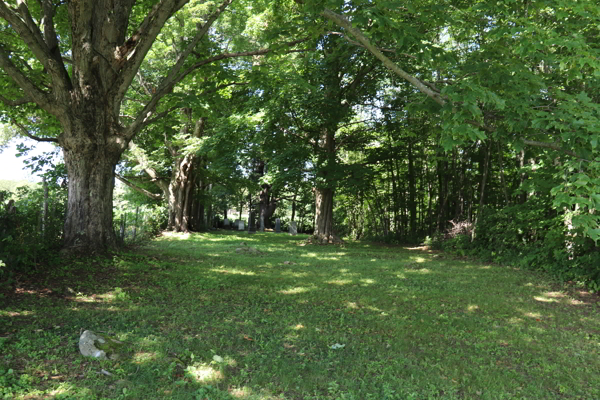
top-left (346, 301), bottom-right (359, 309)
top-left (407, 246), bottom-right (427, 251)
top-left (161, 232), bottom-right (191, 240)
top-left (405, 268), bottom-right (432, 274)
top-left (210, 268), bottom-right (256, 276)
top-left (292, 324), bottom-right (305, 330)
top-left (544, 291), bottom-right (565, 298)
top-left (522, 311), bottom-right (543, 318)
top-left (412, 256), bottom-right (426, 263)
top-left (73, 295), bottom-right (97, 303)
top-left (280, 270), bottom-right (309, 278)
top-left (360, 278), bottom-right (376, 285)
top-left (395, 272), bottom-right (406, 279)
top-left (508, 316), bottom-right (524, 324)
top-left (47, 382), bottom-right (78, 397)
top-left (1, 310), bottom-right (35, 317)
top-left (230, 387), bottom-right (253, 398)
top-left (325, 279), bottom-right (353, 285)
top-left (133, 352), bottom-right (158, 363)
top-left (567, 298), bottom-right (585, 305)
top-left (534, 296), bottom-right (559, 303)
top-left (186, 363), bottom-right (223, 383)
top-left (366, 305), bottom-right (384, 313)
top-left (479, 265), bottom-right (492, 270)
top-left (467, 304), bottom-right (479, 312)
top-left (339, 268), bottom-right (349, 273)
top-left (300, 252), bottom-right (319, 258)
top-left (279, 286), bottom-right (313, 295)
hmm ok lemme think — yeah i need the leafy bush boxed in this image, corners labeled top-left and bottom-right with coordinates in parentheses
top-left (0, 183), bottom-right (66, 279)
top-left (438, 198), bottom-right (600, 291)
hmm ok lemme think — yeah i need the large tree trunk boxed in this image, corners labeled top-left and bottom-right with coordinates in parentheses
top-left (313, 126), bottom-right (343, 244)
top-left (61, 134), bottom-right (122, 251)
top-left (259, 185), bottom-right (278, 228)
top-left (0, 1), bottom-right (233, 253)
top-left (407, 140), bottom-right (417, 239)
top-left (314, 187), bottom-right (336, 240)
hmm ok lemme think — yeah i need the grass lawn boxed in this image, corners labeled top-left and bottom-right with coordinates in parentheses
top-left (1, 231), bottom-right (599, 399)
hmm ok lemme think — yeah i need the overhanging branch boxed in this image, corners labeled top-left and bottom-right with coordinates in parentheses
top-left (322, 7), bottom-right (591, 161)
top-left (115, 173), bottom-right (163, 200)
top-left (11, 118), bottom-right (59, 143)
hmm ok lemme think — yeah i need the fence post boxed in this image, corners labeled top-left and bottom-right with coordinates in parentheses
top-left (133, 206), bottom-right (139, 240)
top-left (120, 209), bottom-right (126, 245)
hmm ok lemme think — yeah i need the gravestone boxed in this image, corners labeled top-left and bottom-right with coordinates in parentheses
top-left (259, 216), bottom-right (265, 232)
top-left (223, 218), bottom-right (230, 227)
top-left (275, 218), bottom-right (281, 233)
top-left (248, 212), bottom-right (256, 234)
top-left (289, 221), bottom-right (297, 235)
top-left (238, 220), bottom-right (245, 230)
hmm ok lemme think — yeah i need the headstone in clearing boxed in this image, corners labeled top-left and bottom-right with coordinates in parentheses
top-left (289, 221), bottom-right (297, 235)
top-left (275, 218), bottom-right (281, 233)
top-left (248, 212), bottom-right (256, 234)
top-left (260, 216), bottom-right (265, 232)
top-left (238, 220), bottom-right (245, 231)
top-left (223, 218), bottom-right (230, 227)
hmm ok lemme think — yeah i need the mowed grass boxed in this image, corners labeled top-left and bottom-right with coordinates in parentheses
top-left (1, 231), bottom-right (599, 399)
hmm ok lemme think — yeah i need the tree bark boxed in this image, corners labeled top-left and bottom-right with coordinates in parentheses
top-left (313, 126), bottom-right (343, 244)
top-left (407, 140), bottom-right (417, 239)
top-left (62, 140), bottom-right (121, 251)
top-left (314, 187), bottom-right (337, 241)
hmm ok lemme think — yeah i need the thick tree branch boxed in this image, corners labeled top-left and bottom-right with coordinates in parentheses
top-left (321, 8), bottom-right (447, 107)
top-left (0, 1), bottom-right (51, 70)
top-left (113, 0), bottom-right (191, 107)
top-left (0, 94), bottom-right (32, 106)
top-left (140, 105), bottom-right (180, 127)
top-left (126, 141), bottom-right (170, 193)
top-left (122, 0), bottom-right (233, 140)
top-left (115, 173), bottom-right (163, 200)
top-left (0, 47), bottom-right (57, 114)
top-left (128, 36), bottom-right (308, 140)
top-left (39, 0), bottom-right (71, 87)
top-left (323, 7), bottom-right (589, 161)
top-left (139, 81), bottom-right (248, 128)
top-left (178, 38), bottom-right (311, 86)
top-left (521, 139), bottom-right (588, 161)
top-left (0, 1), bottom-right (71, 99)
top-left (11, 118), bottom-right (59, 143)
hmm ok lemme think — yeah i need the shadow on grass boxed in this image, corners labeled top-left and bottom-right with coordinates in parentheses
top-left (1, 230), bottom-right (599, 399)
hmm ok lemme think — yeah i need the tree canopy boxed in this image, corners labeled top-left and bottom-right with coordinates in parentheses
top-left (1, 0), bottom-right (599, 286)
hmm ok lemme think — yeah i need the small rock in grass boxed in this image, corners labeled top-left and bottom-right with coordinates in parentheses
top-left (79, 330), bottom-right (125, 360)
top-left (213, 355), bottom-right (224, 363)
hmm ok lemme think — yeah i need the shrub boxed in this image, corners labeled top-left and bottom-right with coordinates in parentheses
top-left (437, 198), bottom-right (600, 291)
top-left (0, 184), bottom-right (66, 279)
